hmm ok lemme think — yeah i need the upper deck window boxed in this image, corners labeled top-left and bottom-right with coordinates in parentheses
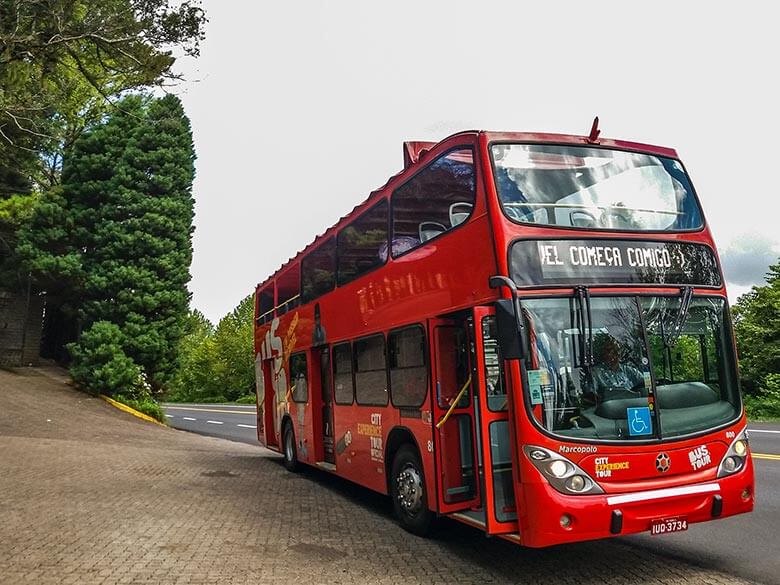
top-left (337, 200), bottom-right (388, 286)
top-left (391, 148), bottom-right (476, 256)
top-left (491, 144), bottom-right (703, 232)
top-left (302, 237), bottom-right (336, 303)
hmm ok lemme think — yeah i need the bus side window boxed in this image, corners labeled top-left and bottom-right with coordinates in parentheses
top-left (391, 148), bottom-right (476, 258)
top-left (290, 352), bottom-right (308, 403)
top-left (301, 237), bottom-right (336, 304)
top-left (333, 342), bottom-right (354, 405)
top-left (337, 200), bottom-right (388, 286)
top-left (482, 316), bottom-right (507, 412)
top-left (354, 334), bottom-right (388, 406)
top-left (389, 325), bottom-right (427, 408)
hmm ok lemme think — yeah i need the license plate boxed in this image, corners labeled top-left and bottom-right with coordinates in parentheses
top-left (650, 517), bottom-right (688, 535)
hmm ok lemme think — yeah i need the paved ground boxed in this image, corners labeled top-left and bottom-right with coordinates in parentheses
top-left (0, 368), bottom-right (760, 585)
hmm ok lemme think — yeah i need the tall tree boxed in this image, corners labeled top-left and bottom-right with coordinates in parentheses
top-left (20, 93), bottom-right (196, 391)
top-left (0, 0), bottom-right (206, 187)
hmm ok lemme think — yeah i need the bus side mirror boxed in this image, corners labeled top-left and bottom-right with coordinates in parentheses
top-left (495, 299), bottom-right (526, 360)
top-left (489, 275), bottom-right (528, 360)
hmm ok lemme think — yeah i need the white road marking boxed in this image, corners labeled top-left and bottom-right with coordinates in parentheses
top-left (206, 420), bottom-right (224, 425)
top-left (165, 414), bottom-right (173, 418)
top-left (183, 417), bottom-right (197, 421)
top-left (237, 424), bottom-right (257, 429)
top-left (750, 429), bottom-right (780, 434)
top-left (164, 404), bottom-right (255, 410)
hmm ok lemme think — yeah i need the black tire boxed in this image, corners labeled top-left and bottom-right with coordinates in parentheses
top-left (282, 422), bottom-right (299, 472)
top-left (390, 445), bottom-right (433, 536)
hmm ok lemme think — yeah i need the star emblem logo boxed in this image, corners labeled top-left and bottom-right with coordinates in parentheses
top-left (656, 452), bottom-right (671, 473)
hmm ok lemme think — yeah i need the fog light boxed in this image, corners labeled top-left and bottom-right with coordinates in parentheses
top-left (741, 487), bottom-right (752, 501)
top-left (733, 440), bottom-right (747, 457)
top-left (548, 460), bottom-right (570, 478)
top-left (566, 475), bottom-right (587, 492)
top-left (560, 514), bottom-right (572, 528)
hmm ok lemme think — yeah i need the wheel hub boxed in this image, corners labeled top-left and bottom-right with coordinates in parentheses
top-left (396, 466), bottom-right (423, 515)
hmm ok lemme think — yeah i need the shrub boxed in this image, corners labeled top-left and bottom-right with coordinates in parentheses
top-left (68, 321), bottom-right (143, 396)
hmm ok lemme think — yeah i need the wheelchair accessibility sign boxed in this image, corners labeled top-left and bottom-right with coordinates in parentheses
top-left (627, 407), bottom-right (653, 436)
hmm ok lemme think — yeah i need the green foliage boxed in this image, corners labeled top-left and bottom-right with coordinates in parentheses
top-left (16, 187), bottom-right (82, 290)
top-left (743, 374), bottom-right (780, 420)
top-left (1, 0), bottom-right (206, 188)
top-left (23, 93), bottom-right (195, 396)
top-left (733, 262), bottom-right (780, 397)
top-left (166, 296), bottom-right (256, 403)
top-left (114, 392), bottom-right (167, 423)
top-left (235, 394), bottom-right (257, 405)
top-left (69, 321), bottom-right (143, 395)
top-left (0, 193), bottom-right (38, 226)
top-left (733, 260), bottom-right (780, 418)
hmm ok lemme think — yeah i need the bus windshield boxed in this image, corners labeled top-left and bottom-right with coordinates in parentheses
top-left (491, 144), bottom-right (703, 231)
top-left (522, 295), bottom-right (739, 441)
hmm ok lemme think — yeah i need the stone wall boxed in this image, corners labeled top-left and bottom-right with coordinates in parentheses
top-left (0, 289), bottom-right (43, 367)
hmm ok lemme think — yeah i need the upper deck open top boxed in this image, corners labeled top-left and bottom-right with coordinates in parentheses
top-left (256, 130), bottom-right (685, 292)
top-left (254, 128), bottom-right (714, 323)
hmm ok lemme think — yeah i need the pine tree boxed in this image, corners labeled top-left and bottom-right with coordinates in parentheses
top-left (20, 93), bottom-right (196, 393)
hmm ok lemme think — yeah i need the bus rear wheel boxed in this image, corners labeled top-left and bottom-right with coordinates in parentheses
top-left (282, 422), bottom-right (299, 472)
top-left (390, 445), bottom-right (433, 536)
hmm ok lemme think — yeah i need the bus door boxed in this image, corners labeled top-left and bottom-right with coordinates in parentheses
top-left (260, 358), bottom-right (279, 448)
top-left (317, 346), bottom-right (336, 464)
top-left (473, 306), bottom-right (520, 534)
top-left (429, 318), bottom-right (480, 514)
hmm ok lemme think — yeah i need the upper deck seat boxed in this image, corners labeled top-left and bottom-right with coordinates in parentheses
top-left (449, 202), bottom-right (473, 227)
top-left (419, 221), bottom-right (446, 242)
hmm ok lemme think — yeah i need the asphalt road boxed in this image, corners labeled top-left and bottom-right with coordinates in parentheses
top-left (163, 403), bottom-right (779, 585)
top-left (162, 403), bottom-right (258, 444)
top-left (626, 423), bottom-right (779, 585)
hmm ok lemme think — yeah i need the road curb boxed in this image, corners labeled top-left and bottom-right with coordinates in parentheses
top-left (100, 395), bottom-right (166, 426)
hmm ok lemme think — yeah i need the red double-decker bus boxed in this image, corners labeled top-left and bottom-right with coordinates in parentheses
top-left (253, 126), bottom-right (754, 547)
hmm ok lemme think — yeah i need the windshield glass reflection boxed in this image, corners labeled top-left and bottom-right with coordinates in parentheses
top-left (522, 296), bottom-right (739, 441)
top-left (492, 144), bottom-right (703, 231)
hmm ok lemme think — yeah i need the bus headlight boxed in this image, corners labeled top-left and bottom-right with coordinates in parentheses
top-left (565, 475), bottom-right (590, 493)
top-left (547, 460), bottom-right (571, 478)
top-left (722, 456), bottom-right (742, 474)
top-left (717, 429), bottom-right (749, 478)
top-left (524, 445), bottom-right (603, 496)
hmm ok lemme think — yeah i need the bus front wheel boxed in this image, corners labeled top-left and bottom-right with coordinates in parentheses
top-left (390, 445), bottom-right (433, 536)
top-left (282, 422), bottom-right (299, 472)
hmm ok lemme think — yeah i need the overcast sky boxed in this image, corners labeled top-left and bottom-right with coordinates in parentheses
top-left (174, 1), bottom-right (779, 324)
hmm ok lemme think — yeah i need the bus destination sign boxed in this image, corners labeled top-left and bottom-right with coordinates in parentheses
top-left (509, 239), bottom-right (721, 287)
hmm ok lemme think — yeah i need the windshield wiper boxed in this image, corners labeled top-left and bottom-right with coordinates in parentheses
top-left (663, 286), bottom-right (693, 348)
top-left (574, 286), bottom-right (594, 374)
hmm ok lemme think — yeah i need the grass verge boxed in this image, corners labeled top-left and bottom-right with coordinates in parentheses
top-left (113, 393), bottom-right (167, 423)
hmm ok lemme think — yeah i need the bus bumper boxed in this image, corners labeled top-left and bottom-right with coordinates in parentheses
top-left (519, 465), bottom-right (754, 548)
